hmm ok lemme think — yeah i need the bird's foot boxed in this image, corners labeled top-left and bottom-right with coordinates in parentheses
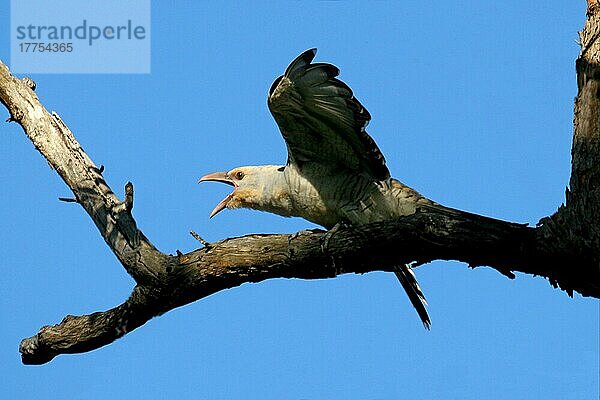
top-left (321, 220), bottom-right (351, 254)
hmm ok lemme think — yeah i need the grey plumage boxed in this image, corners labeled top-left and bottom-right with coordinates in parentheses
top-left (269, 48), bottom-right (388, 181)
top-left (200, 49), bottom-right (433, 329)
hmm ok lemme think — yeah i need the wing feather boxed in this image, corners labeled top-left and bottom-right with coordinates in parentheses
top-left (268, 49), bottom-right (389, 180)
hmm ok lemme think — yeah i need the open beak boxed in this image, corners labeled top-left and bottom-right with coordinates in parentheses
top-left (198, 172), bottom-right (237, 218)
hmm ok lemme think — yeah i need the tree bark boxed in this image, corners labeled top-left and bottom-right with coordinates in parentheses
top-left (1, 7), bottom-right (599, 365)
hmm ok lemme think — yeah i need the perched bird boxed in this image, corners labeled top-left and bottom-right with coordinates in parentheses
top-left (200, 48), bottom-right (437, 329)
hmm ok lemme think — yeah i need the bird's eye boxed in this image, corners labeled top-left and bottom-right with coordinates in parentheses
top-left (235, 171), bottom-right (245, 180)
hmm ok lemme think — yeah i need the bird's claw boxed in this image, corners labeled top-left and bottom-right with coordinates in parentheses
top-left (321, 220), bottom-right (350, 254)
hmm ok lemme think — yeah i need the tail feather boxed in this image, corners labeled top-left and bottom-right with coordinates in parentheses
top-left (393, 264), bottom-right (431, 330)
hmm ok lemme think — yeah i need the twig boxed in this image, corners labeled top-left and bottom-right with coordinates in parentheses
top-left (190, 230), bottom-right (210, 247)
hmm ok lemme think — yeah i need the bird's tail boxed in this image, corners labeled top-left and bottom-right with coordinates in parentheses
top-left (393, 264), bottom-right (431, 330)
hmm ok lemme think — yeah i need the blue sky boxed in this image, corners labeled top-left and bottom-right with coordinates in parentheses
top-left (1, 1), bottom-right (598, 399)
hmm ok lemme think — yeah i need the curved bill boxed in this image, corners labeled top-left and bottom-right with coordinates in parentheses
top-left (198, 171), bottom-right (237, 218)
top-left (208, 192), bottom-right (234, 218)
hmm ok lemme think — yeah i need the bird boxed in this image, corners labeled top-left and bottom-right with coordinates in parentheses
top-left (200, 48), bottom-right (437, 329)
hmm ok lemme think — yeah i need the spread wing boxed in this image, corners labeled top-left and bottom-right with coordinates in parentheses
top-left (267, 48), bottom-right (390, 181)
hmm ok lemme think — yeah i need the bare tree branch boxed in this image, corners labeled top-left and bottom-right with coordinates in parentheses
top-left (2, 9), bottom-right (600, 364)
top-left (15, 212), bottom-right (538, 365)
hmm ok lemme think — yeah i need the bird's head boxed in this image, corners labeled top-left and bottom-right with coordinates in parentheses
top-left (199, 165), bottom-right (288, 218)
